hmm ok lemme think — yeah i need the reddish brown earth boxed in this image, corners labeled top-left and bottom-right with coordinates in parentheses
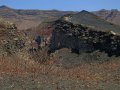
top-left (0, 52), bottom-right (120, 90)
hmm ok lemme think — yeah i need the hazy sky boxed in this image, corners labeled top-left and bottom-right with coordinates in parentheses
top-left (0, 0), bottom-right (119, 11)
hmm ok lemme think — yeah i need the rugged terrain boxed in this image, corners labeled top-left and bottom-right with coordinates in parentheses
top-left (49, 11), bottom-right (120, 57)
top-left (0, 8), bottom-right (120, 90)
top-left (1, 5), bottom-right (120, 30)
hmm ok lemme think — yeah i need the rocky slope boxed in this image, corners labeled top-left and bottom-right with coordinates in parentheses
top-left (0, 18), bottom-right (46, 62)
top-left (0, 18), bottom-right (26, 57)
top-left (49, 11), bottom-right (120, 57)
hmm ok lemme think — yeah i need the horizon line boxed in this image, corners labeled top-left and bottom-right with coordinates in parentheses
top-left (0, 5), bottom-right (120, 12)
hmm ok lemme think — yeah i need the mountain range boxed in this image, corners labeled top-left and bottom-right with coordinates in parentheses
top-left (1, 5), bottom-right (120, 30)
top-left (0, 5), bottom-right (75, 30)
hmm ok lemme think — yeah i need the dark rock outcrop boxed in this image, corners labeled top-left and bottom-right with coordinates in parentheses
top-left (49, 20), bottom-right (120, 56)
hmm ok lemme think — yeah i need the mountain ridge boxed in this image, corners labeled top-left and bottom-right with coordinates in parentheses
top-left (0, 5), bottom-right (75, 30)
top-left (1, 5), bottom-right (120, 30)
top-left (61, 10), bottom-right (120, 34)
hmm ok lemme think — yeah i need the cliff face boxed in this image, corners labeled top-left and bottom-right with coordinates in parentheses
top-left (49, 20), bottom-right (120, 56)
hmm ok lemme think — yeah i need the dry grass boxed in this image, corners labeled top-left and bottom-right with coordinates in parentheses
top-left (0, 55), bottom-right (120, 89)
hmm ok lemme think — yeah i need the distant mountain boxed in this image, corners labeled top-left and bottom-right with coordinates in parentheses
top-left (61, 10), bottom-right (120, 34)
top-left (93, 9), bottom-right (120, 26)
top-left (0, 5), bottom-right (120, 30)
top-left (0, 5), bottom-right (19, 18)
top-left (0, 6), bottom-right (75, 30)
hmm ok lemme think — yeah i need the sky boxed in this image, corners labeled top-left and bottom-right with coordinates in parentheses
top-left (0, 0), bottom-right (120, 11)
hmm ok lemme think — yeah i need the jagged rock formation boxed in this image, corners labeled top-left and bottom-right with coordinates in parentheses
top-left (49, 18), bottom-right (120, 56)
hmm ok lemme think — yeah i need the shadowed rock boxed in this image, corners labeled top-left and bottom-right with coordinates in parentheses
top-left (49, 19), bottom-right (120, 57)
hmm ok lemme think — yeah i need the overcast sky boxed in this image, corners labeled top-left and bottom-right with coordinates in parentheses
top-left (0, 0), bottom-right (119, 11)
